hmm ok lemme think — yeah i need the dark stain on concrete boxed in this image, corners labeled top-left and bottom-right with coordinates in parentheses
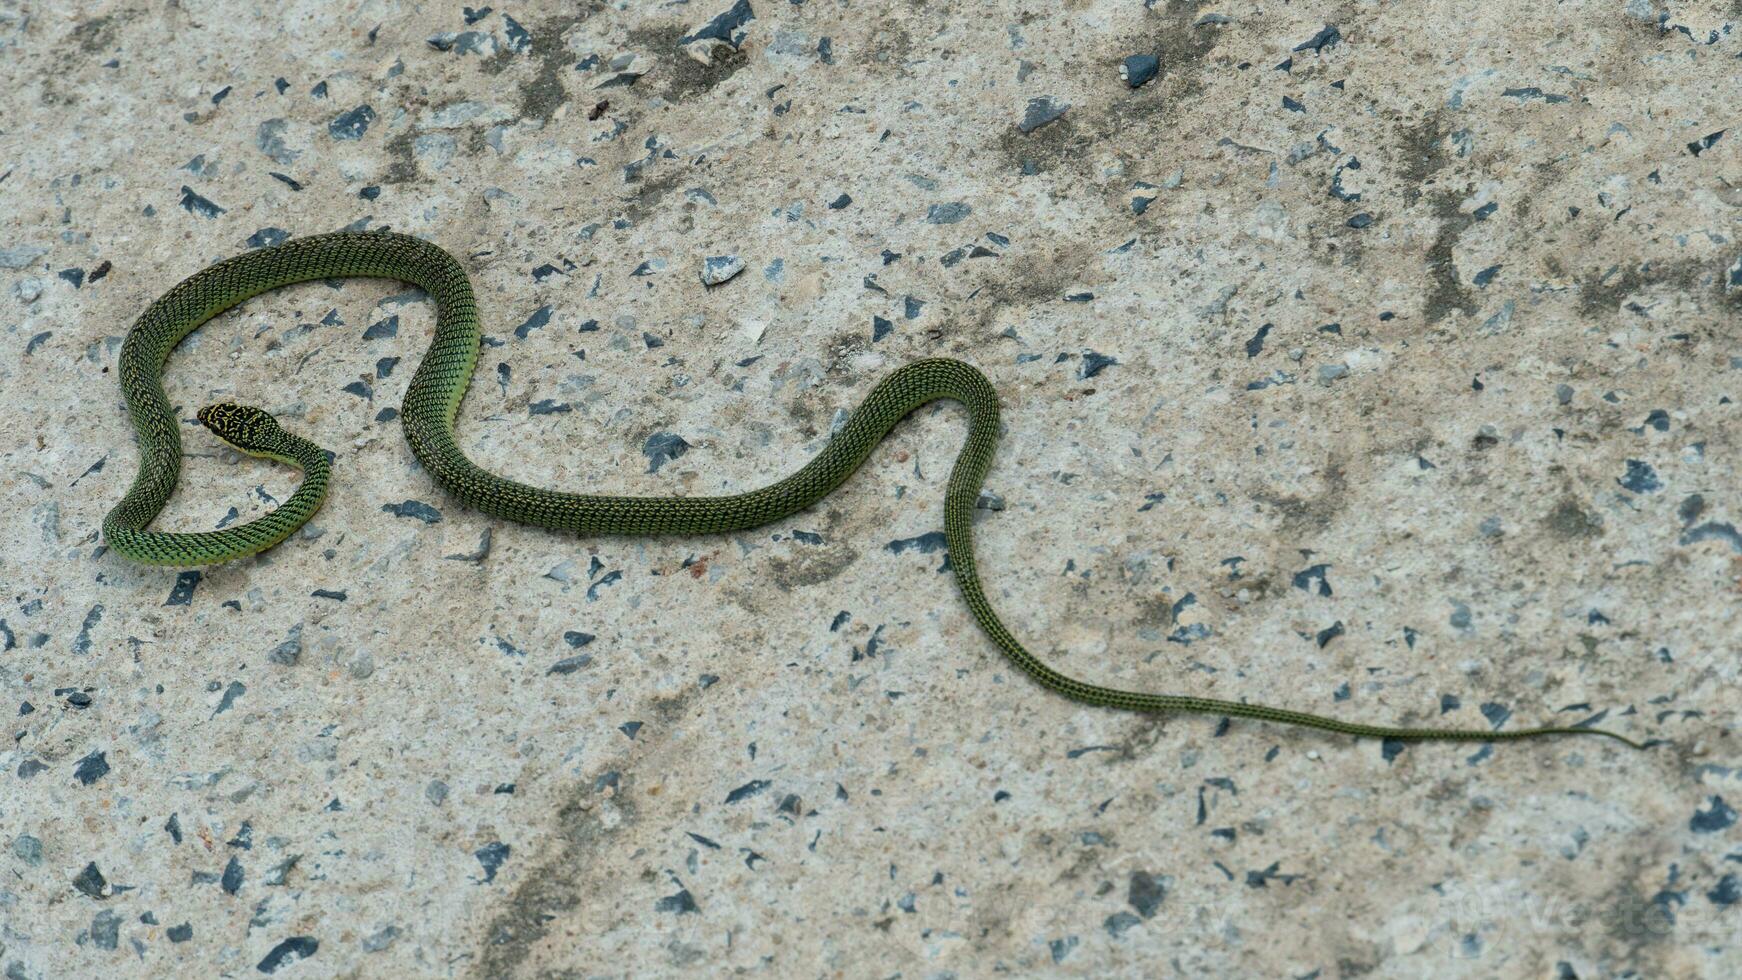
top-left (1574, 258), bottom-right (1724, 319)
top-left (72, 14), bottom-right (122, 53)
top-left (999, 4), bottom-right (1223, 178)
top-left (469, 680), bottom-right (709, 977)
top-left (767, 543), bottom-right (863, 592)
top-left (464, 125), bottom-right (492, 157)
top-left (1252, 461), bottom-right (1351, 535)
top-left (995, 114), bottom-right (1091, 178)
top-left (621, 172), bottom-right (684, 223)
top-left (1394, 112), bottom-right (1457, 206)
top-left (1421, 192), bottom-right (1479, 324)
top-left (628, 24), bottom-right (750, 102)
top-left (471, 775), bottom-right (640, 977)
top-left (381, 130), bottom-right (419, 185)
top-left (1393, 114), bottom-right (1484, 324)
top-left (487, 11), bottom-right (600, 123)
top-left (1544, 498), bottom-right (1605, 539)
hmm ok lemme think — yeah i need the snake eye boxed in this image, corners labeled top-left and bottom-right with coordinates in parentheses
top-left (198, 403), bottom-right (286, 456)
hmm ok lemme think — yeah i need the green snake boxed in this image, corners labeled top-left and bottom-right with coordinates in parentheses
top-left (104, 231), bottom-right (1645, 749)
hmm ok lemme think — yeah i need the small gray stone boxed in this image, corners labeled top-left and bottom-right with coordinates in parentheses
top-left (348, 652), bottom-right (375, 680)
top-left (593, 65), bottom-right (646, 89)
top-left (424, 101), bottom-right (501, 129)
top-left (426, 780), bottom-right (449, 805)
top-left (361, 925), bottom-right (401, 953)
top-left (11, 834), bottom-right (42, 866)
top-left (701, 254), bottom-right (745, 286)
top-left (681, 0), bottom-right (756, 50)
top-left (382, 499), bottom-right (441, 524)
top-left (0, 245), bottom-right (47, 269)
top-left (643, 432), bottom-right (692, 473)
top-left (925, 202), bottom-right (972, 225)
top-left (246, 227), bottom-right (290, 249)
top-left (445, 528), bottom-right (492, 562)
top-left (72, 861), bottom-right (108, 898)
top-left (1018, 97), bottom-right (1070, 134)
top-left (262, 855), bottom-right (301, 886)
top-left (268, 625), bottom-right (303, 666)
top-left (328, 105), bottom-right (376, 141)
top-left (1318, 363), bottom-right (1350, 384)
top-left (413, 134), bottom-right (456, 171)
top-left (90, 909), bottom-right (121, 950)
top-left (256, 119), bottom-right (301, 165)
top-left (427, 31), bottom-right (499, 57)
top-left (1128, 871), bottom-right (1168, 918)
top-left (1121, 54), bottom-right (1160, 88)
top-left (599, 54), bottom-right (654, 88)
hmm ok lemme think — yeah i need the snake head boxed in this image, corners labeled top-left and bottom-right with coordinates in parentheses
top-left (198, 403), bottom-right (289, 457)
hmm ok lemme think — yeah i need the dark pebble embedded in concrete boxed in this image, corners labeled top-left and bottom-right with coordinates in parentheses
top-left (164, 571), bottom-right (201, 606)
top-left (701, 255), bottom-right (745, 285)
top-left (74, 749), bottom-right (110, 785)
top-left (681, 0), bottom-right (756, 49)
top-left (363, 315), bottom-right (399, 340)
top-left (73, 861), bottom-right (109, 898)
top-left (179, 186), bottom-right (226, 218)
top-left (887, 531), bottom-right (947, 555)
top-left (1687, 130), bottom-right (1725, 156)
top-left (1079, 351), bottom-right (1118, 379)
top-left (1128, 871), bottom-right (1167, 918)
top-left (1617, 459), bottom-right (1662, 493)
top-left (513, 305), bottom-right (553, 339)
top-left (90, 909), bottom-right (121, 949)
top-left (548, 654), bottom-right (593, 675)
top-left (643, 432), bottom-right (692, 473)
top-left (1294, 24), bottom-right (1341, 53)
top-left (329, 105), bottom-right (376, 140)
top-left (926, 202), bottom-right (971, 224)
top-left (657, 888), bottom-right (700, 914)
top-left (1121, 54), bottom-right (1159, 88)
top-left (1018, 97), bottom-right (1069, 134)
top-left (725, 779), bottom-right (770, 803)
top-left (257, 937), bottom-right (319, 974)
top-left (1691, 796), bottom-right (1736, 833)
top-left (475, 841), bottom-right (510, 882)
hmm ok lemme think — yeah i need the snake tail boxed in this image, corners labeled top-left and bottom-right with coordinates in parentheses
top-left (104, 231), bottom-right (1645, 749)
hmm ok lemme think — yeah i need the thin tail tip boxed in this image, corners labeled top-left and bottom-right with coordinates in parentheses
top-left (1584, 728), bottom-right (1658, 751)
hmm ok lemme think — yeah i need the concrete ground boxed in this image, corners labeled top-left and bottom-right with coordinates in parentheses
top-left (2, 1), bottom-right (1740, 976)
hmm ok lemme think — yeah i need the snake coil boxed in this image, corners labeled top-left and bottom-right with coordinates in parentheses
top-left (104, 232), bottom-right (1645, 749)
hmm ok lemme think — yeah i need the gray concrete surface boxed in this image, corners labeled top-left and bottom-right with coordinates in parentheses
top-left (3, 1), bottom-right (1740, 976)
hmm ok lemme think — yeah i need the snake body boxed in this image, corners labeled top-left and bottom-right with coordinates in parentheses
top-left (105, 231), bottom-right (1642, 748)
